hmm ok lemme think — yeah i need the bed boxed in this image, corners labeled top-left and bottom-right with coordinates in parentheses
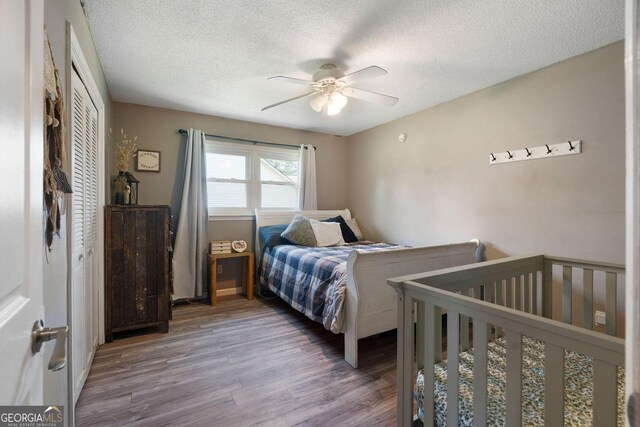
top-left (255, 209), bottom-right (484, 368)
top-left (388, 255), bottom-right (626, 426)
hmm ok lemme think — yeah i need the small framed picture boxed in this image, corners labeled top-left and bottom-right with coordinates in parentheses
top-left (231, 240), bottom-right (247, 253)
top-left (136, 150), bottom-right (161, 172)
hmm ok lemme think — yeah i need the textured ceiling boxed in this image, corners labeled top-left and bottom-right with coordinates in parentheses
top-left (82, 0), bottom-right (623, 136)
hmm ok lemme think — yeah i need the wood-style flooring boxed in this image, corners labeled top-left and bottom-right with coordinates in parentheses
top-left (76, 295), bottom-right (397, 426)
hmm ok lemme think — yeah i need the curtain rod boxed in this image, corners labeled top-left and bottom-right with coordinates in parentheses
top-left (177, 129), bottom-right (316, 150)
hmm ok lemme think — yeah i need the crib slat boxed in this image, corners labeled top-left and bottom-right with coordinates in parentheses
top-left (515, 275), bottom-right (522, 311)
top-left (593, 359), bottom-right (617, 426)
top-left (416, 301), bottom-right (425, 369)
top-left (522, 273), bottom-right (531, 313)
top-left (434, 306), bottom-right (443, 363)
top-left (423, 303), bottom-right (436, 424)
top-left (472, 320), bottom-right (488, 426)
top-left (495, 281), bottom-right (504, 337)
top-left (447, 311), bottom-right (460, 427)
top-left (483, 283), bottom-right (495, 337)
top-left (544, 343), bottom-right (564, 426)
top-left (531, 270), bottom-right (538, 315)
top-left (583, 269), bottom-right (594, 330)
top-left (473, 286), bottom-right (482, 300)
top-left (483, 283), bottom-right (494, 304)
top-left (506, 277), bottom-right (513, 309)
top-left (543, 261), bottom-right (553, 319)
top-left (460, 320), bottom-right (469, 351)
top-left (605, 272), bottom-right (617, 336)
top-left (506, 330), bottom-right (522, 426)
top-left (562, 266), bottom-right (572, 324)
top-left (517, 275), bottom-right (522, 310)
top-left (461, 290), bottom-right (470, 351)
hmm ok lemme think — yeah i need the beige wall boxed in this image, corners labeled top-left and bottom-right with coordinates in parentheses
top-left (347, 42), bottom-right (625, 265)
top-left (43, 0), bottom-right (113, 421)
top-left (112, 102), bottom-right (349, 288)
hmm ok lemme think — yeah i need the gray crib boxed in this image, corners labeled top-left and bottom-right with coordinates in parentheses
top-left (388, 254), bottom-right (625, 426)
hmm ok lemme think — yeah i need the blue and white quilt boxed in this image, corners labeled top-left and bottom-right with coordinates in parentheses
top-left (259, 242), bottom-right (402, 333)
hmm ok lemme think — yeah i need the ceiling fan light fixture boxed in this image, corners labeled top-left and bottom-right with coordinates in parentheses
top-left (330, 91), bottom-right (348, 109)
top-left (327, 103), bottom-right (342, 116)
top-left (309, 93), bottom-right (325, 112)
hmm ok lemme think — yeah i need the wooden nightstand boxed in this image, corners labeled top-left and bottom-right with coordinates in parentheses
top-left (208, 252), bottom-right (254, 305)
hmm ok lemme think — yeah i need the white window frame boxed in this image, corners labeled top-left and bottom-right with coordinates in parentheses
top-left (206, 138), bottom-right (300, 217)
top-left (206, 143), bottom-right (252, 214)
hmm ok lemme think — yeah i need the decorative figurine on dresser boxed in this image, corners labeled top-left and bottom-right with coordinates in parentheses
top-left (104, 205), bottom-right (172, 342)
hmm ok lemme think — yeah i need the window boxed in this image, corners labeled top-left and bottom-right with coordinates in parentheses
top-left (206, 138), bottom-right (300, 215)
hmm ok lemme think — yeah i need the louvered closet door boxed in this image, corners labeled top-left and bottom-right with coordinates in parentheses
top-left (86, 91), bottom-right (99, 354)
top-left (70, 69), bottom-right (99, 403)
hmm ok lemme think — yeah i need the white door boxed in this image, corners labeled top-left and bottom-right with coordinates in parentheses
top-left (626, 1), bottom-right (640, 425)
top-left (0, 0), bottom-right (45, 404)
top-left (69, 69), bottom-right (99, 403)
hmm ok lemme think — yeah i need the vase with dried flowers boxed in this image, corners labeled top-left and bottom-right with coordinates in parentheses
top-left (111, 128), bottom-right (137, 204)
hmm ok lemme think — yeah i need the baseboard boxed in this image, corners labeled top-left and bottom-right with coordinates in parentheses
top-left (216, 287), bottom-right (243, 297)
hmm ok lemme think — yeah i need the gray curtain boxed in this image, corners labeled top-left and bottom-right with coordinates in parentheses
top-left (173, 129), bottom-right (208, 299)
top-left (298, 144), bottom-right (317, 209)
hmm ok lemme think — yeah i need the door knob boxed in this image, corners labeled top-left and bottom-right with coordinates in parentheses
top-left (31, 320), bottom-right (68, 371)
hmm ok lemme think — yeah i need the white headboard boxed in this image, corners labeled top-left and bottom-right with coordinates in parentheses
top-left (254, 209), bottom-right (352, 258)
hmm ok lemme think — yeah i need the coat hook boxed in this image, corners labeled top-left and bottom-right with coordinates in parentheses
top-left (567, 140), bottom-right (575, 151)
top-left (525, 148), bottom-right (532, 157)
top-left (490, 153), bottom-right (496, 162)
top-left (545, 144), bottom-right (552, 154)
top-left (506, 150), bottom-right (513, 159)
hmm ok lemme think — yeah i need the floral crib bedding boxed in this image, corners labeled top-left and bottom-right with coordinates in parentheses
top-left (415, 336), bottom-right (625, 426)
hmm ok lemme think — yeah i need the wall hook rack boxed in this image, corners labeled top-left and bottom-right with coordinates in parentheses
top-left (489, 140), bottom-right (582, 165)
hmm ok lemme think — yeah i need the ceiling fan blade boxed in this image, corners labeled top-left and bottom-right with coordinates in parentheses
top-left (261, 91), bottom-right (317, 111)
top-left (267, 76), bottom-right (315, 86)
top-left (345, 87), bottom-right (398, 107)
top-left (338, 65), bottom-right (388, 86)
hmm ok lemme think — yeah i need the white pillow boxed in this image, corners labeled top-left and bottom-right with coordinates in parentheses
top-left (346, 218), bottom-right (364, 241)
top-left (309, 219), bottom-right (345, 247)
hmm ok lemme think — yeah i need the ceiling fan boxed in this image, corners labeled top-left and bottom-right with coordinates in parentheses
top-left (261, 64), bottom-right (399, 116)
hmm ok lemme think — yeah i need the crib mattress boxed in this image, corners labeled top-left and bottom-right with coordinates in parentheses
top-left (415, 336), bottom-right (625, 426)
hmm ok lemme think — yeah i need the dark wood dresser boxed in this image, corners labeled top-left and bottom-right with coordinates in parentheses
top-left (105, 205), bottom-right (172, 342)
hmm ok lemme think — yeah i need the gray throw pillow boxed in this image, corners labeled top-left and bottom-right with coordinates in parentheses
top-left (281, 214), bottom-right (317, 246)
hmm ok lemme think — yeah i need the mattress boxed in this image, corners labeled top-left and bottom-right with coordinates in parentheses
top-left (415, 336), bottom-right (625, 426)
top-left (259, 241), bottom-right (402, 333)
